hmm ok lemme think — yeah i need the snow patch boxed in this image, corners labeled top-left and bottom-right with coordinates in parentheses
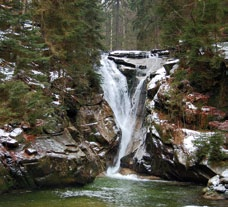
top-left (182, 129), bottom-right (213, 154)
top-left (49, 71), bottom-right (59, 82)
top-left (0, 59), bottom-right (15, 80)
top-left (221, 169), bottom-right (228, 178)
top-left (182, 129), bottom-right (201, 153)
top-left (10, 128), bottom-right (23, 138)
top-left (165, 59), bottom-right (179, 65)
top-left (49, 70), bottom-right (65, 82)
top-left (31, 70), bottom-right (44, 75)
top-left (147, 67), bottom-right (166, 90)
top-left (186, 102), bottom-right (197, 110)
top-left (52, 101), bottom-right (61, 105)
top-left (0, 129), bottom-right (9, 137)
top-left (27, 80), bottom-right (45, 88)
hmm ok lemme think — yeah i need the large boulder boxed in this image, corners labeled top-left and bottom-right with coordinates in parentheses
top-left (0, 128), bottom-right (103, 194)
top-left (122, 125), bottom-right (216, 183)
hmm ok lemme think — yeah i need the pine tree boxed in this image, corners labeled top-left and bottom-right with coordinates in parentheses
top-left (182, 0), bottom-right (225, 66)
top-left (0, 0), bottom-right (104, 124)
top-left (33, 0), bottom-right (103, 91)
top-left (179, 0), bottom-right (226, 91)
top-left (0, 0), bottom-right (50, 74)
top-left (129, 0), bottom-right (161, 49)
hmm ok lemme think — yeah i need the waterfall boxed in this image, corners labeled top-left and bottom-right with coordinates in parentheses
top-left (98, 53), bottom-right (161, 175)
top-left (98, 55), bottom-right (131, 174)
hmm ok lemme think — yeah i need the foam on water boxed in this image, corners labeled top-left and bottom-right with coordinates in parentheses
top-left (105, 172), bottom-right (149, 181)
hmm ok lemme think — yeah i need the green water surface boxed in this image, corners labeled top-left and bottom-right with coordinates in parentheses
top-left (0, 176), bottom-right (227, 207)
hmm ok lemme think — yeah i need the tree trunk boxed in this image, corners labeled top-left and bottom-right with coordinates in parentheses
top-left (114, 0), bottom-right (120, 49)
top-left (110, 11), bottom-right (113, 51)
top-left (22, 0), bottom-right (27, 14)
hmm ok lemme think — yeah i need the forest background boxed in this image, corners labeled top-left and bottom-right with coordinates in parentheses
top-left (0, 0), bottom-right (228, 128)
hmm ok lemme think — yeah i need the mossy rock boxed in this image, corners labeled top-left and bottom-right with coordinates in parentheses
top-left (0, 163), bottom-right (15, 194)
top-left (43, 118), bottom-right (64, 134)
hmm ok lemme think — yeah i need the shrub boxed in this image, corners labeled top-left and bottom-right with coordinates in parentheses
top-left (0, 80), bottom-right (53, 127)
top-left (24, 90), bottom-right (53, 126)
top-left (193, 134), bottom-right (210, 162)
top-left (209, 133), bottom-right (225, 162)
top-left (193, 132), bottom-right (225, 163)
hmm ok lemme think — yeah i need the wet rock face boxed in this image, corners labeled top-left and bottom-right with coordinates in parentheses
top-left (76, 96), bottom-right (120, 167)
top-left (0, 81), bottom-right (120, 193)
top-left (0, 92), bottom-right (118, 193)
top-left (130, 128), bottom-right (215, 183)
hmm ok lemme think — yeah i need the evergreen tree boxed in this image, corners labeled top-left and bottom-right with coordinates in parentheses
top-left (33, 0), bottom-right (103, 91)
top-left (181, 0), bottom-right (225, 66)
top-left (0, 0), bottom-right (50, 74)
top-left (179, 0), bottom-right (226, 91)
top-left (129, 0), bottom-right (161, 49)
top-left (0, 0), bottom-right (104, 125)
top-left (132, 0), bottom-right (228, 92)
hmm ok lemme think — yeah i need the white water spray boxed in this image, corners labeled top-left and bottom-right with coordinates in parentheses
top-left (98, 54), bottom-right (161, 175)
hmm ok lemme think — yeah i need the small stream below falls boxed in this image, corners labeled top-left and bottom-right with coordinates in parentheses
top-left (0, 177), bottom-right (227, 207)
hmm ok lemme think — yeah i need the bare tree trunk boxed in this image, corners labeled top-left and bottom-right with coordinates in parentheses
top-left (114, 0), bottom-right (120, 49)
top-left (22, 0), bottom-right (27, 14)
top-left (122, 14), bottom-right (126, 49)
top-left (110, 11), bottom-right (113, 51)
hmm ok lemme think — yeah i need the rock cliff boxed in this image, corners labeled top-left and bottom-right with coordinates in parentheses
top-left (0, 79), bottom-right (118, 194)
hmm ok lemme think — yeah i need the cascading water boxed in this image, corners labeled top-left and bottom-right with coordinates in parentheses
top-left (98, 53), bottom-right (161, 175)
top-left (98, 54), bottom-right (131, 174)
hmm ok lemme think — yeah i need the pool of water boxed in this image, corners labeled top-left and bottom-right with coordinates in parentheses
top-left (0, 176), bottom-right (227, 207)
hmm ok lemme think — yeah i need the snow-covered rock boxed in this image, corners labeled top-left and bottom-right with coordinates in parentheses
top-left (9, 128), bottom-right (23, 138)
top-left (204, 172), bottom-right (228, 200)
top-left (221, 169), bottom-right (228, 178)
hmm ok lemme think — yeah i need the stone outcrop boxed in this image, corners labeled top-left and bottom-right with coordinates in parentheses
top-left (0, 127), bottom-right (101, 193)
top-left (108, 51), bottom-right (151, 71)
top-left (0, 91), bottom-right (118, 194)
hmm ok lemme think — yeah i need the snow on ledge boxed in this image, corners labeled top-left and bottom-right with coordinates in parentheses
top-left (164, 59), bottom-right (179, 65)
top-left (109, 50), bottom-right (147, 55)
top-left (148, 67), bottom-right (166, 90)
top-left (182, 128), bottom-right (213, 153)
top-left (0, 129), bottom-right (9, 137)
top-left (185, 102), bottom-right (197, 110)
